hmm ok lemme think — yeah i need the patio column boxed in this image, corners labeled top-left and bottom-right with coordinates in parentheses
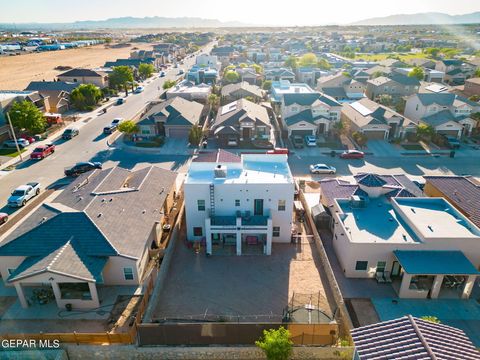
top-left (236, 217), bottom-right (242, 256)
top-left (265, 218), bottom-right (272, 255)
top-left (462, 275), bottom-right (476, 299)
top-left (88, 282), bottom-right (100, 307)
top-left (430, 275), bottom-right (444, 299)
top-left (51, 282), bottom-right (62, 308)
top-left (205, 218), bottom-right (212, 255)
top-left (14, 282), bottom-right (28, 308)
top-left (399, 273), bottom-right (412, 298)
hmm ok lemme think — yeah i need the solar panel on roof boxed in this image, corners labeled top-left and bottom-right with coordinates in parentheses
top-left (350, 102), bottom-right (373, 116)
top-left (425, 84), bottom-right (448, 93)
top-left (221, 103), bottom-right (237, 115)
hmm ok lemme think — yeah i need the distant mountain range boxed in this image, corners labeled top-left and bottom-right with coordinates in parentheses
top-left (353, 12), bottom-right (480, 26)
top-left (0, 16), bottom-right (247, 31)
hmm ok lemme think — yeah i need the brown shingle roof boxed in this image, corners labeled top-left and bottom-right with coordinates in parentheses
top-left (193, 149), bottom-right (241, 163)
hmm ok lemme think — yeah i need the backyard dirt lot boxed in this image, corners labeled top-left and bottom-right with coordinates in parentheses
top-left (0, 43), bottom-right (153, 90)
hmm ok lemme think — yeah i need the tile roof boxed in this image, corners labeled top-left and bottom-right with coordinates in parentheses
top-left (221, 81), bottom-right (264, 98)
top-left (357, 173), bottom-right (387, 187)
top-left (284, 109), bottom-right (328, 126)
top-left (283, 92), bottom-right (321, 106)
top-left (424, 175), bottom-right (480, 229)
top-left (421, 109), bottom-right (463, 127)
top-left (193, 149), bottom-right (242, 163)
top-left (351, 315), bottom-right (480, 360)
top-left (416, 93), bottom-right (456, 106)
top-left (58, 68), bottom-right (104, 77)
top-left (213, 98), bottom-right (270, 129)
top-left (144, 97), bottom-right (203, 126)
top-left (25, 81), bottom-right (80, 92)
top-left (388, 73), bottom-right (420, 86)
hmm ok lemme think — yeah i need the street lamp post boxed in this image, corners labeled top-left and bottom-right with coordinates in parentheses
top-left (5, 111), bottom-right (23, 161)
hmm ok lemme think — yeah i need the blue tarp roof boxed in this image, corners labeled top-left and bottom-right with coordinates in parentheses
top-left (394, 250), bottom-right (480, 275)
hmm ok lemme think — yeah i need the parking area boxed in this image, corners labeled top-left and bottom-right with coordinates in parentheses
top-left (151, 229), bottom-right (334, 323)
top-left (365, 140), bottom-right (401, 157)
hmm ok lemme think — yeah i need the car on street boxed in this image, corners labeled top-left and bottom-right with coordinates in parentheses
top-left (19, 134), bottom-right (36, 144)
top-left (30, 143), bottom-right (55, 160)
top-left (340, 150), bottom-right (365, 159)
top-left (62, 128), bottom-right (79, 140)
top-left (0, 213), bottom-right (8, 225)
top-left (103, 118), bottom-right (123, 134)
top-left (444, 136), bottom-right (461, 149)
top-left (64, 162), bottom-right (102, 177)
top-left (267, 148), bottom-right (289, 155)
top-left (134, 86), bottom-right (144, 93)
top-left (8, 182), bottom-right (41, 207)
top-left (292, 136), bottom-right (304, 149)
top-left (116, 98), bottom-right (125, 105)
top-left (3, 138), bottom-right (29, 149)
top-left (160, 71), bottom-right (166, 77)
top-left (305, 135), bottom-right (317, 147)
top-left (309, 164), bottom-right (336, 174)
top-left (178, 69), bottom-right (184, 75)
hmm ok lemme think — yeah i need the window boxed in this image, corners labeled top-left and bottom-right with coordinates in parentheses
top-left (193, 227), bottom-right (203, 236)
top-left (355, 261), bottom-right (368, 271)
top-left (235, 199), bottom-right (240, 207)
top-left (273, 226), bottom-right (280, 237)
top-left (376, 261), bottom-right (386, 273)
top-left (278, 200), bottom-right (286, 211)
top-left (123, 267), bottom-right (134, 280)
top-left (197, 199), bottom-right (205, 211)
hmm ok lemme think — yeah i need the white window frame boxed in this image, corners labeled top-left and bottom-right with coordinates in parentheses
top-left (123, 267), bottom-right (134, 281)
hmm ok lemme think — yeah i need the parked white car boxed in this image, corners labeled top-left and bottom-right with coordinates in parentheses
top-left (8, 182), bottom-right (41, 207)
top-left (305, 135), bottom-right (317, 147)
top-left (309, 164), bottom-right (336, 174)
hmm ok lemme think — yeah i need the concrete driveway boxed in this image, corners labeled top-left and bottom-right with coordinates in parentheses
top-left (366, 140), bottom-right (401, 157)
top-left (161, 138), bottom-right (194, 155)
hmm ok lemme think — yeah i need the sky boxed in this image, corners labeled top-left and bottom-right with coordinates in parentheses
top-left (1, 0), bottom-right (479, 25)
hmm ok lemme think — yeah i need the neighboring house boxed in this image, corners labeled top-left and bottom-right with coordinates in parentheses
top-left (270, 80), bottom-right (315, 104)
top-left (464, 78), bottom-right (480, 97)
top-left (166, 80), bottom-right (211, 102)
top-left (235, 67), bottom-right (262, 86)
top-left (341, 98), bottom-right (417, 140)
top-left (221, 82), bottom-right (264, 103)
top-left (212, 99), bottom-right (272, 146)
top-left (296, 68), bottom-right (317, 87)
top-left (406, 58), bottom-right (436, 69)
top-left (187, 65), bottom-right (218, 85)
top-left (184, 151), bottom-right (294, 255)
top-left (351, 316), bottom-right (480, 360)
top-left (365, 73), bottom-right (420, 104)
top-left (378, 59), bottom-right (407, 68)
top-left (364, 65), bottom-right (393, 79)
top-left (0, 166), bottom-right (177, 310)
top-left (405, 93), bottom-right (479, 138)
top-left (195, 54), bottom-right (221, 72)
top-left (264, 68), bottom-right (296, 82)
top-left (25, 81), bottom-right (80, 113)
top-left (282, 91), bottom-right (342, 137)
top-left (317, 73), bottom-right (366, 103)
top-left (435, 59), bottom-right (474, 85)
top-left (424, 69), bottom-right (445, 83)
top-left (137, 97), bottom-right (204, 139)
top-left (104, 58), bottom-right (156, 70)
top-left (57, 68), bottom-right (108, 88)
top-left (324, 173), bottom-right (480, 299)
top-left (0, 90), bottom-right (49, 142)
top-left (424, 175), bottom-right (480, 231)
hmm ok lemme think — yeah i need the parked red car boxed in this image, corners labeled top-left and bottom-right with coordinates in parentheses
top-left (267, 148), bottom-right (289, 155)
top-left (30, 143), bottom-right (55, 160)
top-left (20, 134), bottom-right (36, 144)
top-left (340, 150), bottom-right (365, 159)
top-left (0, 213), bottom-right (8, 226)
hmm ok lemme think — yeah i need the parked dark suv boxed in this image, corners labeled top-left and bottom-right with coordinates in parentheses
top-left (62, 128), bottom-right (79, 140)
top-left (64, 162), bottom-right (102, 177)
top-left (292, 136), bottom-right (304, 149)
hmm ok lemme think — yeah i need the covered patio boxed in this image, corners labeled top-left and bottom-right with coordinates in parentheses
top-left (393, 250), bottom-right (479, 299)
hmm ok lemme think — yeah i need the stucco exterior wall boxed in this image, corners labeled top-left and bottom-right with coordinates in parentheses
top-left (101, 256), bottom-right (140, 285)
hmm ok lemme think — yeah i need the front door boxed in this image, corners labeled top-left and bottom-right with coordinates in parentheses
top-left (254, 199), bottom-right (264, 216)
top-left (243, 127), bottom-right (251, 140)
top-left (391, 261), bottom-right (401, 277)
top-left (318, 123), bottom-right (326, 135)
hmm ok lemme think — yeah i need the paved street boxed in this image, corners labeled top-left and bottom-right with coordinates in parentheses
top-left (0, 44), bottom-right (214, 221)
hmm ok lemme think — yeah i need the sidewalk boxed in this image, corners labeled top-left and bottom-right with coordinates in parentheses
top-left (0, 98), bottom-right (117, 172)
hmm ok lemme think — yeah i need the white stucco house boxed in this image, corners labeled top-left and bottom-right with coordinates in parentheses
top-left (323, 174), bottom-right (480, 299)
top-left (184, 150), bottom-right (294, 256)
top-left (0, 166), bottom-right (178, 310)
top-left (404, 93), bottom-right (479, 138)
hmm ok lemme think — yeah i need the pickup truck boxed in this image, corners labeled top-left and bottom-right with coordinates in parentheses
top-left (8, 182), bottom-right (41, 207)
top-left (30, 143), bottom-right (55, 160)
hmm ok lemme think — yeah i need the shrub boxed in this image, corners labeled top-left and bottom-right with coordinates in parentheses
top-left (255, 327), bottom-right (293, 360)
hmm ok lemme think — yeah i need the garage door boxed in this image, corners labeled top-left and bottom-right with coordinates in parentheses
top-left (290, 129), bottom-right (314, 137)
top-left (364, 130), bottom-right (387, 140)
top-left (167, 127), bottom-right (190, 138)
top-left (437, 130), bottom-right (459, 137)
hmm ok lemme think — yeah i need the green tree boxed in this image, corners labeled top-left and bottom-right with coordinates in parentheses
top-left (284, 56), bottom-right (298, 70)
top-left (8, 100), bottom-right (47, 134)
top-left (163, 80), bottom-right (177, 90)
top-left (416, 124), bottom-right (435, 141)
top-left (317, 58), bottom-right (332, 70)
top-left (188, 124), bottom-right (203, 145)
top-left (252, 64), bottom-right (263, 74)
top-left (377, 94), bottom-right (393, 106)
top-left (117, 120), bottom-right (139, 139)
top-left (255, 327), bottom-right (293, 360)
top-left (224, 70), bottom-right (240, 83)
top-left (70, 84), bottom-right (102, 111)
top-left (239, 63), bottom-right (248, 68)
top-left (207, 93), bottom-right (220, 112)
top-left (408, 66), bottom-right (425, 81)
top-left (299, 53), bottom-right (318, 68)
top-left (475, 68), bottom-right (480, 78)
top-left (468, 95), bottom-right (480, 102)
top-left (262, 80), bottom-right (272, 91)
top-left (109, 66), bottom-right (134, 95)
top-left (421, 316), bottom-right (441, 324)
top-left (138, 63), bottom-right (155, 79)
top-left (352, 131), bottom-right (368, 147)
top-left (372, 71), bottom-right (384, 79)
top-left (424, 47), bottom-right (440, 59)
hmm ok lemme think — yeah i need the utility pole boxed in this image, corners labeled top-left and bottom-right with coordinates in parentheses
top-left (5, 112), bottom-right (23, 161)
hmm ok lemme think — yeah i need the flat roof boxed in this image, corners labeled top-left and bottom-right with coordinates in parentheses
top-left (394, 250), bottom-right (480, 275)
top-left (186, 154), bottom-right (293, 185)
top-left (393, 197), bottom-right (480, 239)
top-left (338, 198), bottom-right (420, 244)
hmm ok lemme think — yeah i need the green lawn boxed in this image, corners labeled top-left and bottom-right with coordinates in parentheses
top-left (0, 148), bottom-right (27, 157)
top-left (353, 52), bottom-right (430, 62)
top-left (401, 144), bottom-right (424, 151)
